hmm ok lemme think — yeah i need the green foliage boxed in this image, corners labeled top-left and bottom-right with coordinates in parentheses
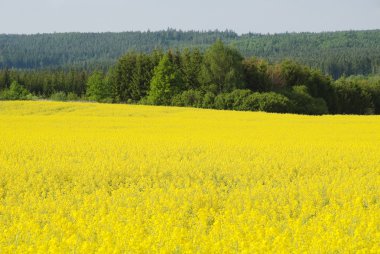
top-left (2, 29), bottom-right (379, 78)
top-left (200, 40), bottom-right (244, 93)
top-left (243, 58), bottom-right (271, 91)
top-left (280, 60), bottom-right (310, 87)
top-left (50, 91), bottom-right (67, 101)
top-left (306, 70), bottom-right (335, 110)
top-left (131, 53), bottom-right (157, 101)
top-left (0, 81), bottom-right (30, 100)
top-left (86, 71), bottom-right (110, 102)
top-left (0, 69), bottom-right (11, 90)
top-left (285, 86), bottom-right (329, 115)
top-left (1, 38), bottom-right (380, 115)
top-left (148, 54), bottom-right (182, 105)
top-left (67, 92), bottom-right (80, 101)
top-left (111, 53), bottom-right (137, 102)
top-left (202, 92), bottom-right (215, 109)
top-left (0, 30), bottom-right (238, 70)
top-left (332, 78), bottom-right (374, 114)
top-left (171, 90), bottom-right (204, 108)
top-left (226, 89), bottom-right (253, 110)
top-left (180, 48), bottom-right (203, 90)
top-left (232, 30), bottom-right (380, 78)
top-left (214, 93), bottom-right (230, 110)
top-left (240, 92), bottom-right (291, 113)
top-left (270, 60), bottom-right (335, 112)
top-left (213, 90), bottom-right (290, 113)
top-left (361, 78), bottom-right (380, 114)
top-left (111, 51), bottom-right (159, 103)
top-left (0, 69), bottom-right (87, 97)
top-left (25, 94), bottom-right (40, 100)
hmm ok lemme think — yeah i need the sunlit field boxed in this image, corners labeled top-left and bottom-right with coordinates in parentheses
top-left (0, 101), bottom-right (379, 253)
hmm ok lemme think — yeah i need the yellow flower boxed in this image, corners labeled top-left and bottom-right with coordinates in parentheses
top-left (0, 101), bottom-right (379, 253)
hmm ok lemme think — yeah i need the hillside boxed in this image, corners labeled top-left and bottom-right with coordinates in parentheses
top-left (1, 29), bottom-right (379, 77)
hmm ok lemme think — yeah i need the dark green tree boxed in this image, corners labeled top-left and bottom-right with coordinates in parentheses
top-left (113, 52), bottom-right (138, 102)
top-left (333, 78), bottom-right (374, 114)
top-left (284, 85), bottom-right (329, 115)
top-left (180, 48), bottom-right (203, 90)
top-left (280, 60), bottom-right (309, 87)
top-left (243, 57), bottom-right (271, 91)
top-left (0, 68), bottom-right (11, 90)
top-left (130, 54), bottom-right (156, 101)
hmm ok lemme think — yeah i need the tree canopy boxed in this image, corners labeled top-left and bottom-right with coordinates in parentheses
top-left (1, 40), bottom-right (380, 115)
top-left (1, 29), bottom-right (379, 78)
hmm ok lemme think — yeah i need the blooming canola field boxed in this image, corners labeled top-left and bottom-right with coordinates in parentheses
top-left (0, 101), bottom-right (379, 253)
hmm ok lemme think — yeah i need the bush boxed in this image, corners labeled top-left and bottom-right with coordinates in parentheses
top-left (240, 93), bottom-right (261, 111)
top-left (202, 92), bottom-right (215, 108)
top-left (258, 93), bottom-right (291, 113)
top-left (332, 79), bottom-right (373, 114)
top-left (138, 97), bottom-right (151, 105)
top-left (0, 90), bottom-right (8, 100)
top-left (362, 82), bottom-right (380, 114)
top-left (171, 94), bottom-right (185, 107)
top-left (25, 94), bottom-right (40, 100)
top-left (171, 90), bottom-right (203, 107)
top-left (285, 86), bottom-right (329, 115)
top-left (99, 97), bottom-right (113, 104)
top-left (214, 93), bottom-right (229, 110)
top-left (241, 92), bottom-right (291, 113)
top-left (226, 89), bottom-right (253, 110)
top-left (50, 92), bottom-right (67, 101)
top-left (213, 90), bottom-right (290, 113)
top-left (0, 81), bottom-right (30, 100)
top-left (67, 92), bottom-right (79, 101)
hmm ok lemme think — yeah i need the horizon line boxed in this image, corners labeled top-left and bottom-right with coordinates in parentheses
top-left (1, 28), bottom-right (379, 36)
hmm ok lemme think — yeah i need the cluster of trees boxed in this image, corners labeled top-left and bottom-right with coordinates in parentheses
top-left (234, 30), bottom-right (380, 78)
top-left (0, 30), bottom-right (237, 70)
top-left (0, 69), bottom-right (88, 98)
top-left (1, 29), bottom-right (379, 77)
top-left (1, 40), bottom-right (379, 115)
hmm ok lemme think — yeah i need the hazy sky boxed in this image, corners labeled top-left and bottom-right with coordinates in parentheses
top-left (1, 0), bottom-right (379, 34)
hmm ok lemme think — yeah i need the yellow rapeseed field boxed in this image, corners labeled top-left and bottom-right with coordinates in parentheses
top-left (0, 101), bottom-right (379, 253)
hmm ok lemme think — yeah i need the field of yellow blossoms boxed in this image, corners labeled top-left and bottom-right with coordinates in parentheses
top-left (0, 101), bottom-right (379, 253)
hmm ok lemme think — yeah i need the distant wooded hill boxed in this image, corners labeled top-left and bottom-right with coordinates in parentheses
top-left (1, 29), bottom-right (379, 78)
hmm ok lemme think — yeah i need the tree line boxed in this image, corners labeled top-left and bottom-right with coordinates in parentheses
top-left (1, 29), bottom-right (379, 78)
top-left (1, 40), bottom-right (380, 115)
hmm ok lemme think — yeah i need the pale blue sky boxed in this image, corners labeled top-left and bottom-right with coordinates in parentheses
top-left (1, 0), bottom-right (379, 34)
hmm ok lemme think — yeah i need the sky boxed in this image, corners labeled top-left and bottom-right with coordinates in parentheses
top-left (0, 0), bottom-right (379, 34)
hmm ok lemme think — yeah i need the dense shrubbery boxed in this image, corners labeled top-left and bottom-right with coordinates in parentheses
top-left (172, 90), bottom-right (204, 108)
top-left (1, 41), bottom-right (380, 115)
top-left (332, 78), bottom-right (374, 115)
top-left (50, 91), bottom-right (68, 101)
top-left (244, 92), bottom-right (291, 113)
top-left (283, 86), bottom-right (329, 115)
top-left (0, 81), bottom-right (31, 100)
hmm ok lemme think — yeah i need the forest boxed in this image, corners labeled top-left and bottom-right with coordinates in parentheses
top-left (1, 29), bottom-right (380, 78)
top-left (1, 40), bottom-right (380, 115)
